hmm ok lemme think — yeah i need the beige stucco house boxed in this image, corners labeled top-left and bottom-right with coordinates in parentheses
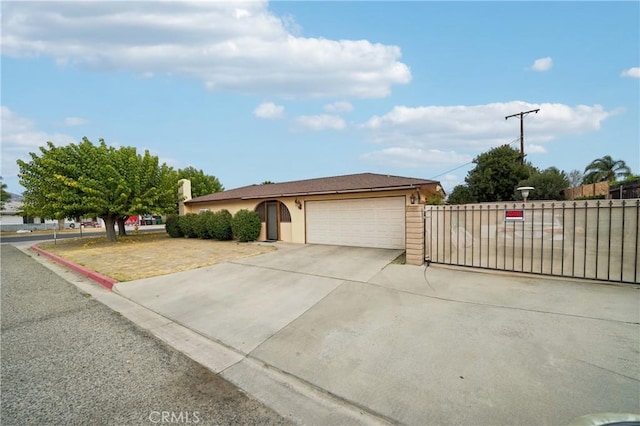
top-left (180, 173), bottom-right (443, 264)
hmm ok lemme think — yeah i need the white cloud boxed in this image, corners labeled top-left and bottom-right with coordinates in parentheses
top-left (59, 117), bottom-right (89, 127)
top-left (362, 147), bottom-right (472, 168)
top-left (296, 114), bottom-right (346, 131)
top-left (254, 102), bottom-right (284, 119)
top-left (620, 67), bottom-right (640, 78)
top-left (360, 101), bottom-right (616, 173)
top-left (324, 101), bottom-right (353, 113)
top-left (1, 106), bottom-right (77, 186)
top-left (362, 101), bottom-right (615, 149)
top-left (530, 57), bottom-right (553, 72)
top-left (1, 2), bottom-right (410, 99)
top-left (526, 144), bottom-right (547, 154)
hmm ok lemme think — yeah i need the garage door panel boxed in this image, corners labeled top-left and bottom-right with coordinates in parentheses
top-left (306, 197), bottom-right (405, 249)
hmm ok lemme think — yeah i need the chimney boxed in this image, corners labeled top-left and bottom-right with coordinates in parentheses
top-left (178, 179), bottom-right (192, 215)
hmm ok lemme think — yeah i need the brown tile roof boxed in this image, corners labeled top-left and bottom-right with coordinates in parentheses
top-left (186, 173), bottom-right (439, 204)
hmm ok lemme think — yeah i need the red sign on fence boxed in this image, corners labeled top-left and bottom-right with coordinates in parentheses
top-left (505, 209), bottom-right (525, 221)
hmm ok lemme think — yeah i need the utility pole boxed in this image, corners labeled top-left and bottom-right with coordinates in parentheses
top-left (505, 108), bottom-right (540, 164)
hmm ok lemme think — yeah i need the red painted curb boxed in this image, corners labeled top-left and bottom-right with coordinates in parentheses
top-left (30, 245), bottom-right (118, 290)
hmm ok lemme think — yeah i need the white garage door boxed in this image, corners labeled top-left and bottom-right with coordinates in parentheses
top-left (306, 197), bottom-right (405, 249)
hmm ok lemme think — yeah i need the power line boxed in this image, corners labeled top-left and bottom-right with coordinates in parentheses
top-left (429, 162), bottom-right (473, 180)
top-left (429, 138), bottom-right (520, 180)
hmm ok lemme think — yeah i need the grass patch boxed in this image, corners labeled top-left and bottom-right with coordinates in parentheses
top-left (37, 232), bottom-right (276, 282)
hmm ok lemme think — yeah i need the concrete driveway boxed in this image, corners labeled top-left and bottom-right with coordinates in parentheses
top-left (115, 243), bottom-right (640, 425)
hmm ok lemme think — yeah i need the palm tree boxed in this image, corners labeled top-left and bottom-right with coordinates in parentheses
top-left (0, 177), bottom-right (11, 209)
top-left (583, 156), bottom-right (632, 184)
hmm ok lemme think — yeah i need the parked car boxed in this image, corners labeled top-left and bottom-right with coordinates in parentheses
top-left (80, 221), bottom-right (100, 228)
top-left (140, 215), bottom-right (162, 225)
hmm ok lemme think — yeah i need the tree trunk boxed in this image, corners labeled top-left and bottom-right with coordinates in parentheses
top-left (117, 216), bottom-right (128, 236)
top-left (57, 218), bottom-right (65, 230)
top-left (102, 215), bottom-right (118, 242)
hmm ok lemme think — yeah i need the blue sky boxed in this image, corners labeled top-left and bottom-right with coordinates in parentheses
top-left (2, 1), bottom-right (639, 195)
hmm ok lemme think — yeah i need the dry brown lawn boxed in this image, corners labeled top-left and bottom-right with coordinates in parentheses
top-left (37, 232), bottom-right (276, 282)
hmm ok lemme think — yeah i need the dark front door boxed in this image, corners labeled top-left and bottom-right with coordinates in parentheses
top-left (266, 202), bottom-right (278, 240)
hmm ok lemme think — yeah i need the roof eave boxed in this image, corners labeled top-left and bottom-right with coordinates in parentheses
top-left (185, 184), bottom-right (431, 204)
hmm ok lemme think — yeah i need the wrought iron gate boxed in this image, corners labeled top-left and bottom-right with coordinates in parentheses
top-left (425, 200), bottom-right (639, 284)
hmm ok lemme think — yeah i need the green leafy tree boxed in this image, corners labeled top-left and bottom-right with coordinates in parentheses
top-left (613, 174), bottom-right (640, 185)
top-left (447, 185), bottom-right (476, 204)
top-left (583, 155), bottom-right (632, 184)
top-left (516, 167), bottom-right (570, 201)
top-left (18, 138), bottom-right (176, 242)
top-left (464, 145), bottom-right (534, 202)
top-left (0, 177), bottom-right (11, 209)
top-left (425, 193), bottom-right (445, 205)
top-left (177, 166), bottom-right (223, 198)
top-left (261, 180), bottom-right (275, 185)
top-left (18, 141), bottom-right (85, 222)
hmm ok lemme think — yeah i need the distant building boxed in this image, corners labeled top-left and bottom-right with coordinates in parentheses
top-left (0, 198), bottom-right (30, 225)
top-left (609, 180), bottom-right (640, 199)
top-left (1, 195), bottom-right (52, 231)
top-left (564, 180), bottom-right (640, 200)
top-left (564, 181), bottom-right (609, 200)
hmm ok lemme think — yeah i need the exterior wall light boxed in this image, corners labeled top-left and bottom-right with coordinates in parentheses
top-left (295, 198), bottom-right (302, 209)
top-left (410, 193), bottom-right (416, 204)
top-left (517, 186), bottom-right (534, 203)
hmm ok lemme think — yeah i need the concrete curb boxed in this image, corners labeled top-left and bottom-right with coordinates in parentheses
top-left (30, 244), bottom-right (118, 290)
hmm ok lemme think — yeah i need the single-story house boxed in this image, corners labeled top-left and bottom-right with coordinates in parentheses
top-left (0, 199), bottom-right (26, 226)
top-left (180, 173), bottom-right (443, 260)
top-left (0, 198), bottom-right (52, 231)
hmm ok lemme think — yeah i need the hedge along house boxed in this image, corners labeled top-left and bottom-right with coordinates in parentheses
top-left (179, 173), bottom-right (444, 265)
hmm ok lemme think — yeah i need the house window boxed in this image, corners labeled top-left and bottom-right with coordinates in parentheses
top-left (279, 203), bottom-right (291, 222)
top-left (255, 202), bottom-right (266, 222)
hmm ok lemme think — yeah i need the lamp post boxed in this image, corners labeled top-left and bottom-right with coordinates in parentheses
top-left (517, 186), bottom-right (534, 203)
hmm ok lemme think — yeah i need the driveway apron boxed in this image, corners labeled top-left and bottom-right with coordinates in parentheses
top-left (114, 244), bottom-right (401, 354)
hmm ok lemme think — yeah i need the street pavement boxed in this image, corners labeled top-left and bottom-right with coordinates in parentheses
top-left (0, 224), bottom-right (166, 244)
top-left (114, 243), bottom-right (640, 426)
top-left (0, 244), bottom-right (289, 425)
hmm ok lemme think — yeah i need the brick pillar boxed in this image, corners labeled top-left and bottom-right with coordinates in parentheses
top-left (405, 205), bottom-right (424, 265)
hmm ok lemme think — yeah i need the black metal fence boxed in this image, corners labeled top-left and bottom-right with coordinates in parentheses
top-left (425, 200), bottom-right (640, 284)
